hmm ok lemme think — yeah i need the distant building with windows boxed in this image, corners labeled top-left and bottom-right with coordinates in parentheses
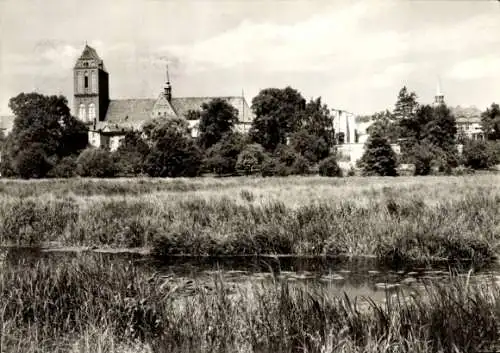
top-left (73, 44), bottom-right (254, 150)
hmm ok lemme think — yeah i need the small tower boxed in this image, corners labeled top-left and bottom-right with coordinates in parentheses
top-left (163, 65), bottom-right (172, 102)
top-left (73, 44), bottom-right (109, 127)
top-left (434, 79), bottom-right (445, 106)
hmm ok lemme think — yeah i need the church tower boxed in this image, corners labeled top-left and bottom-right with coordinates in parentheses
top-left (73, 44), bottom-right (109, 128)
top-left (434, 79), bottom-right (445, 106)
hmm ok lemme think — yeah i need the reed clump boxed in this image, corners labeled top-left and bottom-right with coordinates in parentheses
top-left (2, 256), bottom-right (500, 352)
top-left (0, 175), bottom-right (498, 265)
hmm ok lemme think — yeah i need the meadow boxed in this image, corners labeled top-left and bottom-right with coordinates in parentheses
top-left (0, 175), bottom-right (499, 266)
top-left (2, 255), bottom-right (500, 353)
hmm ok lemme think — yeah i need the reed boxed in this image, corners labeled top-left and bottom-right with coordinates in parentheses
top-left (0, 175), bottom-right (498, 265)
top-left (2, 256), bottom-right (500, 352)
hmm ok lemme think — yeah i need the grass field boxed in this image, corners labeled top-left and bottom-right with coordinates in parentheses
top-left (2, 255), bottom-right (500, 353)
top-left (0, 175), bottom-right (499, 265)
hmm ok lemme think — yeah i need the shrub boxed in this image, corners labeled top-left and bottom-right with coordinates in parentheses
top-left (412, 144), bottom-right (434, 176)
top-left (76, 148), bottom-right (118, 178)
top-left (289, 155), bottom-right (311, 175)
top-left (261, 157), bottom-right (289, 177)
top-left (15, 147), bottom-right (51, 179)
top-left (203, 133), bottom-right (243, 175)
top-left (318, 156), bottom-right (342, 177)
top-left (48, 155), bottom-right (78, 178)
top-left (235, 143), bottom-right (267, 175)
top-left (463, 140), bottom-right (496, 170)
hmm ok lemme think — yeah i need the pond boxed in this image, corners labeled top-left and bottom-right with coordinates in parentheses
top-left (4, 246), bottom-right (500, 304)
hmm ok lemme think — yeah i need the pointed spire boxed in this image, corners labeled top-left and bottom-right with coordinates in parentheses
top-left (163, 64), bottom-right (172, 102)
top-left (434, 76), bottom-right (444, 105)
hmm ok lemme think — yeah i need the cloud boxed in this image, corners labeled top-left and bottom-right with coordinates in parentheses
top-left (164, 1), bottom-right (407, 74)
top-left (446, 55), bottom-right (500, 81)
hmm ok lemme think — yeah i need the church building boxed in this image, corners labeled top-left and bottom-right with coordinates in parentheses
top-left (73, 45), bottom-right (254, 150)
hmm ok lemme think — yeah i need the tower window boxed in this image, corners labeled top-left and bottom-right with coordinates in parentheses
top-left (79, 104), bottom-right (86, 121)
top-left (91, 71), bottom-right (97, 93)
top-left (78, 72), bottom-right (84, 93)
top-left (84, 72), bottom-right (89, 89)
top-left (88, 103), bottom-right (96, 121)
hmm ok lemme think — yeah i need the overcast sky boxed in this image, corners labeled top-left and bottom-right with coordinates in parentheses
top-left (1, 0), bottom-right (500, 116)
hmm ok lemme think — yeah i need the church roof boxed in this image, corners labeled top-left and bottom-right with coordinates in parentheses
top-left (104, 99), bottom-right (156, 124)
top-left (97, 95), bottom-right (254, 132)
top-left (171, 96), bottom-right (254, 123)
top-left (79, 45), bottom-right (102, 61)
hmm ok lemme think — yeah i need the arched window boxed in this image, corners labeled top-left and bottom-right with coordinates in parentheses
top-left (84, 72), bottom-right (89, 90)
top-left (78, 72), bottom-right (84, 93)
top-left (79, 104), bottom-right (86, 121)
top-left (88, 103), bottom-right (96, 121)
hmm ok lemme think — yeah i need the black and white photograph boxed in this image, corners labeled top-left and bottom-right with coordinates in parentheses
top-left (1, 0), bottom-right (500, 352)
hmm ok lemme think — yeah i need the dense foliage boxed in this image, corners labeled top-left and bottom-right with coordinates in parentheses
top-left (197, 98), bottom-right (239, 150)
top-left (1, 93), bottom-right (88, 178)
top-left (359, 131), bottom-right (398, 176)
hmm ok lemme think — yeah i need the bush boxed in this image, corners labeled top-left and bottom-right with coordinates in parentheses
top-left (235, 143), bottom-right (267, 175)
top-left (15, 147), bottom-right (51, 179)
top-left (463, 140), bottom-right (497, 170)
top-left (48, 155), bottom-right (77, 178)
top-left (203, 133), bottom-right (243, 175)
top-left (289, 155), bottom-right (311, 175)
top-left (318, 156), bottom-right (342, 177)
top-left (76, 148), bottom-right (118, 178)
top-left (411, 144), bottom-right (434, 176)
top-left (261, 158), bottom-right (289, 177)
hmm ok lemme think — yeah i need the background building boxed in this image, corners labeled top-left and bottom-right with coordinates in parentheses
top-left (73, 45), bottom-right (254, 151)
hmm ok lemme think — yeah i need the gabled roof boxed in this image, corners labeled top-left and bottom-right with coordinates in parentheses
top-left (170, 96), bottom-right (254, 123)
top-left (104, 99), bottom-right (156, 124)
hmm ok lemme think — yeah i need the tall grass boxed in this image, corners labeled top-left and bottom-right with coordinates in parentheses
top-left (2, 256), bottom-right (500, 352)
top-left (0, 175), bottom-right (498, 265)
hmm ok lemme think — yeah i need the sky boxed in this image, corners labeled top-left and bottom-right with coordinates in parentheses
top-left (1, 0), bottom-right (500, 117)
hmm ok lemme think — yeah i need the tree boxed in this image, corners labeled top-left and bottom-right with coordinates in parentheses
top-left (366, 110), bottom-right (400, 143)
top-left (393, 86), bottom-right (419, 121)
top-left (143, 118), bottom-right (202, 177)
top-left (114, 131), bottom-right (149, 176)
top-left (421, 104), bottom-right (457, 152)
top-left (249, 87), bottom-right (306, 151)
top-left (198, 98), bottom-right (238, 150)
top-left (203, 132), bottom-right (244, 175)
top-left (411, 143), bottom-right (434, 176)
top-left (236, 143), bottom-right (267, 175)
top-left (481, 103), bottom-right (500, 140)
top-left (289, 129), bottom-right (330, 164)
top-left (301, 97), bottom-right (335, 148)
top-left (359, 131), bottom-right (398, 176)
top-left (3, 92), bottom-right (88, 178)
top-left (76, 148), bottom-right (118, 178)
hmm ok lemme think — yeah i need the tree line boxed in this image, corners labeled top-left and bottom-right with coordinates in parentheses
top-left (1, 86), bottom-right (499, 179)
top-left (358, 87), bottom-right (500, 176)
top-left (0, 88), bottom-right (341, 179)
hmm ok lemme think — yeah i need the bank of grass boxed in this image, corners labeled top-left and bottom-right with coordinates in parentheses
top-left (0, 175), bottom-right (498, 266)
top-left (2, 256), bottom-right (500, 352)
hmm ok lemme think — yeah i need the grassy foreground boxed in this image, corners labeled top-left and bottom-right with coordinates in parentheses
top-left (0, 175), bottom-right (499, 265)
top-left (1, 255), bottom-right (500, 353)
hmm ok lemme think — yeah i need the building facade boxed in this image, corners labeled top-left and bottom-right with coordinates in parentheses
top-left (73, 45), bottom-right (254, 151)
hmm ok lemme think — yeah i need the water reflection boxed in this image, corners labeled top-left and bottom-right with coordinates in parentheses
top-left (4, 247), bottom-right (498, 304)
